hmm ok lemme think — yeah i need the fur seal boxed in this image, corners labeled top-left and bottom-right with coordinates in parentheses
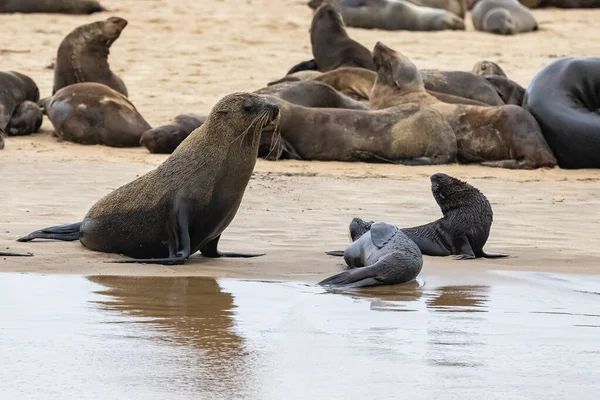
top-left (472, 60), bottom-right (507, 77)
top-left (371, 42), bottom-right (556, 169)
top-left (0, 71), bottom-right (41, 149)
top-left (472, 0), bottom-right (538, 35)
top-left (404, 0), bottom-right (467, 18)
top-left (0, 0), bottom-right (105, 14)
top-left (140, 114), bottom-right (206, 154)
top-left (309, 1), bottom-right (376, 72)
top-left (6, 101), bottom-right (43, 136)
top-left (328, 173), bottom-right (508, 259)
top-left (471, 61), bottom-right (525, 105)
top-left (18, 93), bottom-right (280, 265)
top-left (319, 220), bottom-right (423, 288)
top-left (523, 57), bottom-right (600, 169)
top-left (519, 0), bottom-right (600, 8)
top-left (308, 0), bottom-right (466, 31)
top-left (53, 16), bottom-right (128, 96)
top-left (256, 80), bottom-right (369, 109)
top-left (43, 82), bottom-right (151, 147)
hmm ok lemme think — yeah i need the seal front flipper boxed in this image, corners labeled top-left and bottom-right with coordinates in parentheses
top-left (453, 235), bottom-right (476, 260)
top-left (0, 251), bottom-right (33, 257)
top-left (16, 222), bottom-right (82, 242)
top-left (200, 235), bottom-right (265, 258)
top-left (326, 250), bottom-right (345, 257)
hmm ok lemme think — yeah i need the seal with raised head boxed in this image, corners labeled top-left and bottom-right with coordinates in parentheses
top-left (18, 93), bottom-right (280, 265)
top-left (43, 82), bottom-right (151, 147)
top-left (370, 42), bottom-right (556, 169)
top-left (141, 114), bottom-right (206, 154)
top-left (472, 0), bottom-right (538, 35)
top-left (328, 173), bottom-right (508, 259)
top-left (523, 57), bottom-right (600, 169)
top-left (308, 0), bottom-right (466, 31)
top-left (0, 0), bottom-right (105, 14)
top-left (471, 61), bottom-right (525, 105)
top-left (53, 16), bottom-right (128, 96)
top-left (0, 71), bottom-right (41, 149)
top-left (472, 60), bottom-right (507, 77)
top-left (319, 219), bottom-right (423, 288)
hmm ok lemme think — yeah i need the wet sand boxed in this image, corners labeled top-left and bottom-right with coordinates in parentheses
top-left (1, 0), bottom-right (600, 281)
top-left (1, 272), bottom-right (599, 399)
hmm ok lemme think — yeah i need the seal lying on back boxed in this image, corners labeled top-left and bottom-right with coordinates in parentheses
top-left (308, 0), bottom-right (465, 31)
top-left (328, 173), bottom-right (508, 259)
top-left (523, 57), bottom-right (600, 169)
top-left (319, 220), bottom-right (423, 288)
top-left (140, 114), bottom-right (206, 154)
top-left (0, 71), bottom-right (42, 149)
top-left (472, 0), bottom-right (538, 35)
top-left (0, 0), bottom-right (105, 14)
top-left (53, 17), bottom-right (128, 96)
top-left (43, 82), bottom-right (150, 147)
top-left (18, 93), bottom-right (280, 265)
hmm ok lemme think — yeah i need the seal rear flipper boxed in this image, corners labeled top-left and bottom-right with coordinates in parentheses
top-left (478, 250), bottom-right (509, 259)
top-left (286, 59), bottom-right (319, 75)
top-left (326, 250), bottom-right (345, 257)
top-left (453, 235), bottom-right (476, 260)
top-left (0, 251), bottom-right (33, 257)
top-left (318, 266), bottom-right (385, 288)
top-left (200, 235), bottom-right (265, 258)
top-left (16, 222), bottom-right (82, 242)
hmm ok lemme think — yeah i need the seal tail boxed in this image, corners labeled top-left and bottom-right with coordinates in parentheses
top-left (318, 266), bottom-right (383, 289)
top-left (17, 222), bottom-right (82, 242)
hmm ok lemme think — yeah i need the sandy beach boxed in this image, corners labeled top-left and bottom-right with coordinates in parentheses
top-left (1, 0), bottom-right (600, 281)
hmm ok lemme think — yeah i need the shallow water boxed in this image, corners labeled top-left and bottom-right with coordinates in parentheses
top-left (1, 272), bottom-right (599, 400)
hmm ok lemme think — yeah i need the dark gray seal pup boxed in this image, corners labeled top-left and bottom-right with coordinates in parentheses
top-left (523, 57), bottom-right (600, 169)
top-left (472, 60), bottom-right (507, 77)
top-left (0, 0), bottom-right (105, 14)
top-left (53, 16), bottom-right (128, 96)
top-left (43, 82), bottom-right (151, 147)
top-left (0, 71), bottom-right (41, 149)
top-left (6, 101), bottom-right (43, 136)
top-left (319, 220), bottom-right (423, 288)
top-left (18, 93), bottom-right (280, 265)
top-left (472, 0), bottom-right (538, 35)
top-left (328, 173), bottom-right (508, 259)
top-left (140, 114), bottom-right (206, 154)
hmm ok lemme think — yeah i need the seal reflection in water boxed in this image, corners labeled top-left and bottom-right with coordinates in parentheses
top-left (320, 219), bottom-right (423, 288)
top-left (18, 93), bottom-right (280, 265)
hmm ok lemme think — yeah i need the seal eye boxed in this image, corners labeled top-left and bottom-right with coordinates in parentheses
top-left (243, 104), bottom-right (256, 113)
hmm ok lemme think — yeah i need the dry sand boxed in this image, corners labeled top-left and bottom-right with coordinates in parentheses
top-left (1, 0), bottom-right (599, 282)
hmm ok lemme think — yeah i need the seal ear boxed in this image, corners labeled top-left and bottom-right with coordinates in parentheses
top-left (370, 222), bottom-right (397, 248)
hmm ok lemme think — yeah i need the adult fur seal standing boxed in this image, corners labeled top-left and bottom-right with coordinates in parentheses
top-left (53, 16), bottom-right (128, 96)
top-left (370, 42), bottom-right (556, 169)
top-left (140, 114), bottom-right (206, 154)
top-left (43, 82), bottom-right (151, 147)
top-left (0, 0), bottom-right (105, 14)
top-left (328, 173), bottom-right (508, 259)
top-left (319, 220), bottom-right (423, 288)
top-left (0, 71), bottom-right (41, 149)
top-left (472, 0), bottom-right (538, 35)
top-left (523, 57), bottom-right (600, 169)
top-left (18, 93), bottom-right (280, 265)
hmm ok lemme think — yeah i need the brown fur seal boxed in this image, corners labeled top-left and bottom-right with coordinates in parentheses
top-left (308, 0), bottom-right (466, 31)
top-left (0, 0), bottom-right (104, 14)
top-left (405, 0), bottom-right (468, 18)
top-left (140, 114), bottom-right (206, 154)
top-left (43, 82), bottom-right (150, 147)
top-left (18, 93), bottom-right (280, 265)
top-left (370, 42), bottom-right (556, 169)
top-left (256, 80), bottom-right (369, 109)
top-left (319, 220), bottom-right (423, 288)
top-left (471, 61), bottom-right (525, 105)
top-left (53, 16), bottom-right (128, 96)
top-left (0, 71), bottom-right (41, 149)
top-left (472, 60), bottom-right (507, 77)
top-left (472, 0), bottom-right (538, 35)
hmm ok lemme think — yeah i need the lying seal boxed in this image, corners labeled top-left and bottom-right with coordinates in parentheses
top-left (43, 82), bottom-right (151, 147)
top-left (18, 93), bottom-right (280, 265)
top-left (472, 0), bottom-right (538, 35)
top-left (523, 57), bottom-right (600, 169)
top-left (0, 71), bottom-right (41, 149)
top-left (404, 0), bottom-right (468, 18)
top-left (310, 0), bottom-right (376, 71)
top-left (328, 174), bottom-right (508, 259)
top-left (6, 101), bottom-right (43, 136)
top-left (308, 0), bottom-right (466, 31)
top-left (370, 42), bottom-right (556, 169)
top-left (471, 61), bottom-right (524, 105)
top-left (319, 220), bottom-right (423, 288)
top-left (141, 114), bottom-right (206, 154)
top-left (519, 0), bottom-right (600, 8)
top-left (53, 16), bottom-right (128, 96)
top-left (255, 80), bottom-right (369, 109)
top-left (472, 60), bottom-right (507, 77)
top-left (420, 69), bottom-right (504, 105)
top-left (0, 0), bottom-right (105, 14)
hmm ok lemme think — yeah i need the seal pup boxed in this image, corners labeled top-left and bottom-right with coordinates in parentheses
top-left (370, 42), bottom-right (556, 169)
top-left (471, 61), bottom-right (525, 105)
top-left (472, 0), bottom-right (538, 35)
top-left (0, 71), bottom-right (41, 148)
top-left (6, 101), bottom-right (43, 136)
top-left (472, 60), bottom-right (507, 77)
top-left (0, 0), bottom-right (105, 14)
top-left (523, 57), bottom-right (600, 169)
top-left (319, 220), bottom-right (423, 288)
top-left (18, 93), bottom-right (279, 264)
top-left (328, 174), bottom-right (508, 259)
top-left (308, 0), bottom-right (466, 31)
top-left (53, 16), bottom-right (128, 96)
top-left (43, 82), bottom-right (151, 147)
top-left (140, 114), bottom-right (206, 154)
